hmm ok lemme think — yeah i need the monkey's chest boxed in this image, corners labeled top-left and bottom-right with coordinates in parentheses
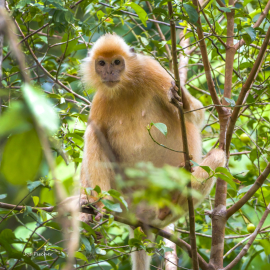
top-left (106, 109), bottom-right (183, 167)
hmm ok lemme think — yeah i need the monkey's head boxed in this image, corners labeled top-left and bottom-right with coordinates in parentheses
top-left (81, 33), bottom-right (137, 93)
top-left (94, 55), bottom-right (125, 88)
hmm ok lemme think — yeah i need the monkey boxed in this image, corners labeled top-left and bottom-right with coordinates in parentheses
top-left (78, 33), bottom-right (226, 270)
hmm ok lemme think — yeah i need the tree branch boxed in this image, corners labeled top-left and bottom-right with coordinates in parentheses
top-left (0, 202), bottom-right (54, 213)
top-left (168, 3), bottom-right (199, 270)
top-left (11, 18), bottom-right (91, 105)
top-left (226, 162), bottom-right (270, 219)
top-left (0, 0), bottom-right (4, 115)
top-left (223, 203), bottom-right (270, 270)
top-left (0, 201), bottom-right (209, 270)
top-left (3, 0), bottom-right (85, 61)
top-left (146, 1), bottom-right (172, 71)
top-left (234, 1), bottom-right (270, 51)
top-left (226, 26), bottom-right (270, 155)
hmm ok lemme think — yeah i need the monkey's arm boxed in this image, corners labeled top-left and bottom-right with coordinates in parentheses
top-left (80, 123), bottom-right (115, 221)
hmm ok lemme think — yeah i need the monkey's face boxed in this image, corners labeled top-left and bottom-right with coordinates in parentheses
top-left (95, 55), bottom-right (125, 87)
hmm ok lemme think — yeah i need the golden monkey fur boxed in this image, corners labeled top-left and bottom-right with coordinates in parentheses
top-left (80, 33), bottom-right (226, 270)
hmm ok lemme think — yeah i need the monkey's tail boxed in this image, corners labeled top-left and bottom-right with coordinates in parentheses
top-left (129, 228), bottom-right (154, 270)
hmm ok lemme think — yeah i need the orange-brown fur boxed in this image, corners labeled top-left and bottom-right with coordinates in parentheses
top-left (80, 33), bottom-right (226, 270)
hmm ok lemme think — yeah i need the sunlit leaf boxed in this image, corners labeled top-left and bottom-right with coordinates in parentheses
top-left (1, 129), bottom-right (42, 185)
top-left (183, 4), bottom-right (198, 24)
top-left (128, 2), bottom-right (148, 27)
top-left (22, 84), bottom-right (59, 134)
top-left (152, 122), bottom-right (167, 136)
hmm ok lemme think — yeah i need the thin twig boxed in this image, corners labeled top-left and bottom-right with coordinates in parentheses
top-left (168, 3), bottom-right (199, 270)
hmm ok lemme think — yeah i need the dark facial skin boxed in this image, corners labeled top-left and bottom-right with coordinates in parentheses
top-left (95, 55), bottom-right (125, 87)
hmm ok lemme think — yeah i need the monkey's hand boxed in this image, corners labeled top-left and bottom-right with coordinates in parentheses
top-left (168, 81), bottom-right (182, 108)
top-left (80, 194), bottom-right (106, 222)
top-left (60, 195), bottom-right (106, 223)
top-left (179, 161), bottom-right (195, 173)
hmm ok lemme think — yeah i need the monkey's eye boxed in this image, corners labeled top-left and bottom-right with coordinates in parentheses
top-left (99, 60), bottom-right (106, 66)
top-left (114, 60), bottom-right (121, 65)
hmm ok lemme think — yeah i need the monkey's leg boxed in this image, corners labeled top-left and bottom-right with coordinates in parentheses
top-left (130, 228), bottom-right (154, 270)
top-left (158, 149), bottom-right (225, 220)
top-left (191, 148), bottom-right (226, 203)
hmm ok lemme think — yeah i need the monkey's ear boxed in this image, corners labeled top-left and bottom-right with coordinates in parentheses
top-left (129, 47), bottom-right (137, 57)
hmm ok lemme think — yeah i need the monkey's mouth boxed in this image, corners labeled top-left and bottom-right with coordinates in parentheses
top-left (103, 81), bottom-right (120, 87)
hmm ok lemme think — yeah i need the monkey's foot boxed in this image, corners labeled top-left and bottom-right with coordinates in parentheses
top-left (158, 190), bottom-right (183, 220)
top-left (80, 194), bottom-right (106, 222)
top-left (158, 206), bottom-right (171, 220)
top-left (168, 81), bottom-right (182, 108)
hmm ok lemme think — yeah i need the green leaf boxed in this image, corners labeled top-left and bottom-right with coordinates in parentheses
top-left (128, 238), bottom-right (142, 248)
top-left (239, 62), bottom-right (253, 69)
top-left (101, 199), bottom-right (122, 212)
top-left (215, 167), bottom-right (234, 179)
top-left (0, 101), bottom-right (32, 138)
top-left (107, 260), bottom-right (117, 270)
top-left (108, 189), bottom-right (128, 210)
top-left (134, 227), bottom-right (146, 241)
top-left (260, 239), bottom-right (270, 255)
top-left (0, 194), bottom-right (7, 199)
top-left (215, 173), bottom-right (236, 190)
top-left (152, 122), bottom-right (167, 136)
top-left (46, 222), bottom-right (61, 231)
top-left (27, 180), bottom-right (43, 192)
top-left (190, 160), bottom-right (200, 166)
top-left (224, 97), bottom-right (235, 106)
top-left (75, 251), bottom-right (88, 263)
top-left (32, 196), bottom-right (39, 207)
top-left (0, 229), bottom-right (16, 242)
top-left (96, 10), bottom-right (105, 21)
top-left (1, 129), bottom-right (42, 185)
top-left (22, 84), bottom-right (59, 134)
top-left (96, 248), bottom-right (106, 255)
top-left (93, 185), bottom-right (101, 194)
top-left (200, 165), bottom-right (213, 175)
top-left (23, 206), bottom-right (33, 218)
top-left (129, 3), bottom-right (148, 27)
top-left (183, 4), bottom-right (198, 24)
top-left (80, 235), bottom-right (92, 255)
top-left (243, 27), bottom-right (256, 45)
top-left (219, 7), bottom-right (231, 12)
